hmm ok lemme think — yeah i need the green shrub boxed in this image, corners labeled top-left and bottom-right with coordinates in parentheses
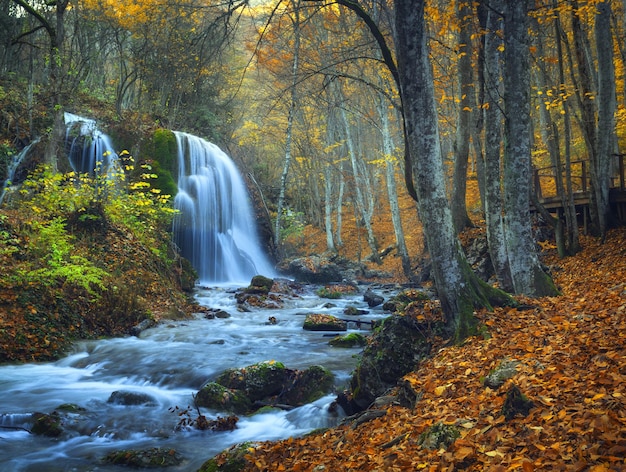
top-left (20, 217), bottom-right (108, 295)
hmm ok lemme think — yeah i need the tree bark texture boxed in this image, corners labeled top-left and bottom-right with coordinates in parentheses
top-left (503, 0), bottom-right (558, 297)
top-left (482, 0), bottom-right (513, 292)
top-left (394, 0), bottom-right (512, 341)
top-left (450, 0), bottom-right (474, 233)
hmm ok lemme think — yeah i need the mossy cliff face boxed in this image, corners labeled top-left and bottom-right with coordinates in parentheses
top-left (140, 129), bottom-right (178, 196)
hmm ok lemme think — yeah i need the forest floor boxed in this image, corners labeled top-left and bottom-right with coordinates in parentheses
top-left (231, 220), bottom-right (626, 471)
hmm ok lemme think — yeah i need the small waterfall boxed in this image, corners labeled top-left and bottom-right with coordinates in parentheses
top-left (172, 131), bottom-right (275, 284)
top-left (64, 112), bottom-right (120, 176)
top-left (0, 138), bottom-right (39, 206)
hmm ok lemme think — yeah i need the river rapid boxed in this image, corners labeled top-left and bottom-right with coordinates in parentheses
top-left (0, 284), bottom-right (388, 471)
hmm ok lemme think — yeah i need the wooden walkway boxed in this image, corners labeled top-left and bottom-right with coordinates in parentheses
top-left (533, 154), bottom-right (626, 225)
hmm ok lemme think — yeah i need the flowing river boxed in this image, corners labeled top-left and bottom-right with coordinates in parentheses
top-left (0, 284), bottom-right (388, 471)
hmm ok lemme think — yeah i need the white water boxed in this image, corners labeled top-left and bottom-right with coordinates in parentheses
top-left (0, 286), bottom-right (384, 471)
top-left (0, 139), bottom-right (39, 206)
top-left (64, 113), bottom-right (120, 178)
top-left (172, 132), bottom-right (276, 285)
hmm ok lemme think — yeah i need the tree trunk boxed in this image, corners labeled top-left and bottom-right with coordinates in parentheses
top-left (337, 88), bottom-right (381, 264)
top-left (593, 0), bottom-right (616, 240)
top-left (482, 0), bottom-right (513, 292)
top-left (569, 0), bottom-right (600, 235)
top-left (502, 0), bottom-right (558, 297)
top-left (554, 4), bottom-right (581, 255)
top-left (532, 17), bottom-right (568, 257)
top-left (274, 0), bottom-right (301, 253)
top-left (12, 0), bottom-right (69, 171)
top-left (394, 0), bottom-right (511, 342)
top-left (323, 163), bottom-right (336, 252)
top-left (450, 0), bottom-right (474, 233)
top-left (378, 96), bottom-right (411, 278)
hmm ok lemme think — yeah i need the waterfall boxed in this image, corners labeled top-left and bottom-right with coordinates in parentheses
top-left (64, 112), bottom-right (120, 177)
top-left (0, 138), bottom-right (39, 206)
top-left (172, 131), bottom-right (275, 284)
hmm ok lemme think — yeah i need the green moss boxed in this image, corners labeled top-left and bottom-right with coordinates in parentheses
top-left (195, 383), bottom-right (252, 414)
top-left (417, 422), bottom-right (460, 450)
top-left (103, 447), bottom-right (183, 468)
top-left (316, 287), bottom-right (342, 299)
top-left (214, 361), bottom-right (289, 403)
top-left (198, 443), bottom-right (254, 472)
top-left (303, 314), bottom-right (347, 331)
top-left (31, 412), bottom-right (62, 437)
top-left (329, 332), bottom-right (367, 348)
top-left (140, 128), bottom-right (178, 196)
top-left (316, 284), bottom-right (357, 299)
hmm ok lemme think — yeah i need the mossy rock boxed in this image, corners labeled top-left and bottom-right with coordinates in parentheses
top-left (502, 384), bottom-right (534, 420)
top-left (343, 305), bottom-right (368, 316)
top-left (279, 365), bottom-right (334, 405)
top-left (316, 284), bottom-right (358, 299)
top-left (215, 361), bottom-right (289, 402)
top-left (418, 422), bottom-right (460, 450)
top-left (195, 383), bottom-right (252, 414)
top-left (382, 288), bottom-right (431, 313)
top-left (348, 315), bottom-right (432, 411)
top-left (31, 412), bottom-right (63, 437)
top-left (483, 358), bottom-right (520, 389)
top-left (303, 314), bottom-right (347, 331)
top-left (248, 275), bottom-right (274, 293)
top-left (198, 443), bottom-right (255, 472)
top-left (107, 390), bottom-right (158, 406)
top-left (56, 403), bottom-right (86, 413)
top-left (103, 447), bottom-right (183, 468)
top-left (329, 333), bottom-right (367, 348)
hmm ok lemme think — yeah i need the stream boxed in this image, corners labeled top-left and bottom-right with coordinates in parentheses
top-left (0, 284), bottom-right (388, 471)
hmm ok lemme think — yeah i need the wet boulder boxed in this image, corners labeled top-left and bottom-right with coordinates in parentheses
top-left (382, 288), bottom-right (431, 313)
top-left (103, 447), bottom-right (183, 468)
top-left (196, 362), bottom-right (335, 415)
top-left (129, 318), bottom-right (157, 337)
top-left (303, 314), bottom-right (347, 332)
top-left (107, 390), bottom-right (158, 406)
top-left (247, 275), bottom-right (275, 294)
top-left (343, 306), bottom-right (368, 316)
top-left (279, 365), bottom-right (334, 406)
top-left (234, 277), bottom-right (303, 310)
top-left (31, 411), bottom-right (63, 437)
top-left (316, 283), bottom-right (359, 299)
top-left (363, 289), bottom-right (384, 307)
top-left (195, 382), bottom-right (252, 414)
top-left (278, 254), bottom-right (365, 283)
top-left (216, 361), bottom-right (290, 401)
top-left (328, 333), bottom-right (368, 348)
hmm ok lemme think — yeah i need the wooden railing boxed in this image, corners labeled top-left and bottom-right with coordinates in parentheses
top-left (533, 154), bottom-right (625, 201)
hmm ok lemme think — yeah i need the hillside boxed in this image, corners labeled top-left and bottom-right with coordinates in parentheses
top-left (211, 226), bottom-right (626, 471)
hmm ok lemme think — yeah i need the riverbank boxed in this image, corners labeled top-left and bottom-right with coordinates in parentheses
top-left (221, 227), bottom-right (626, 471)
top-left (0, 203), bottom-right (197, 362)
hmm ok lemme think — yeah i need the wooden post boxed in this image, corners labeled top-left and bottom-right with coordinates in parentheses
top-left (618, 154), bottom-right (625, 192)
top-left (534, 168), bottom-right (543, 199)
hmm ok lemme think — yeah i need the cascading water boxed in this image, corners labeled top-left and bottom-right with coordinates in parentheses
top-left (0, 288), bottom-right (383, 471)
top-left (64, 112), bottom-right (120, 177)
top-left (0, 138), bottom-right (39, 206)
top-left (172, 131), bottom-right (275, 284)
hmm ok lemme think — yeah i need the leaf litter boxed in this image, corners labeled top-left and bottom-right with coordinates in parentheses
top-left (232, 228), bottom-right (626, 471)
